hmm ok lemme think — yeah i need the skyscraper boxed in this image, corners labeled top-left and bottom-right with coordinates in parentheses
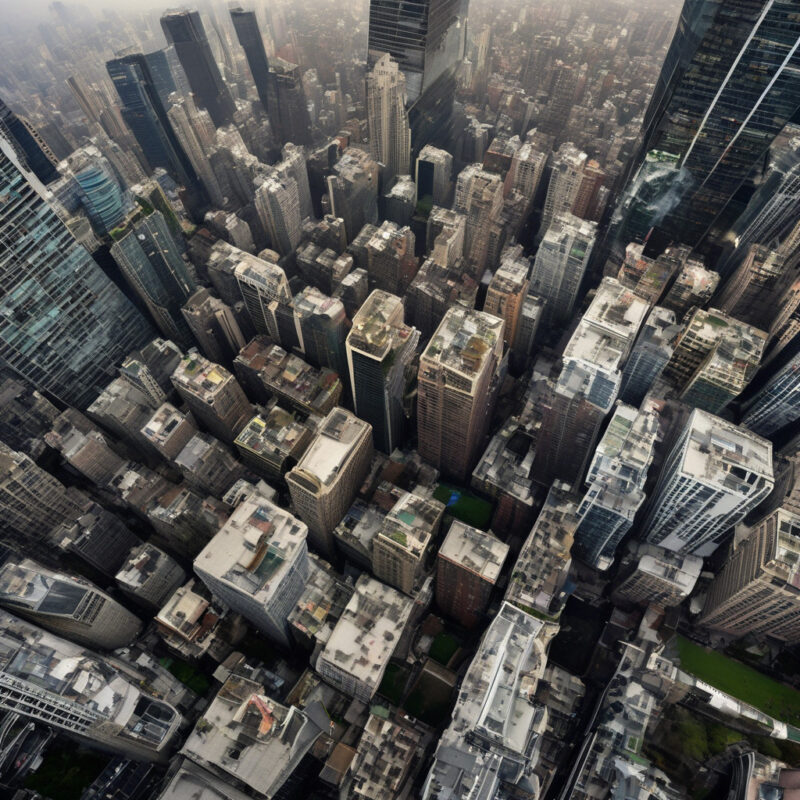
top-left (623, 0), bottom-right (800, 249)
top-left (641, 409), bottom-right (774, 557)
top-left (160, 10), bottom-right (236, 128)
top-left (229, 7), bottom-right (272, 113)
top-left (0, 95), bottom-right (58, 185)
top-left (327, 149), bottom-right (380, 242)
top-left (347, 290), bottom-right (420, 453)
top-left (107, 53), bottom-right (205, 207)
top-left (254, 174), bottom-right (304, 256)
top-left (368, 0), bottom-right (467, 155)
top-left (266, 59), bottom-right (314, 147)
top-left (741, 350), bottom-right (800, 438)
top-left (111, 211), bottom-right (196, 346)
top-left (366, 54), bottom-right (412, 183)
top-left (66, 146), bottom-right (129, 238)
top-left (0, 142), bottom-right (152, 408)
top-left (417, 307), bottom-right (505, 481)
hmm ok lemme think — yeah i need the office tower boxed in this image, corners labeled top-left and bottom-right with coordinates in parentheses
top-left (572, 159), bottom-right (607, 221)
top-left (572, 403), bottom-right (659, 571)
top-left (365, 221), bottom-right (418, 295)
top-left (170, 351), bottom-right (251, 443)
top-left (367, 0), bottom-right (467, 155)
top-left (742, 351), bottom-right (800, 437)
top-left (293, 287), bottom-right (349, 378)
top-left (316, 574), bottom-right (413, 701)
top-left (194, 491), bottom-right (309, 647)
top-left (416, 145), bottom-right (453, 207)
top-left (618, 307), bottom-right (680, 406)
top-left (181, 288), bottom-right (246, 364)
top-left (504, 483), bottom-right (578, 619)
top-left (539, 143), bottom-right (587, 235)
top-left (120, 338), bottom-right (183, 407)
top-left (483, 245), bottom-right (531, 346)
top-left (529, 213), bottom-right (597, 329)
top-left (328, 149), bottom-right (380, 242)
top-left (254, 174), bottom-right (303, 256)
top-left (234, 408), bottom-right (314, 480)
top-left (0, 559), bottom-right (141, 650)
top-left (335, 268), bottom-right (371, 319)
top-left (660, 258), bottom-right (719, 319)
top-left (372, 491), bottom-right (444, 594)
top-left (265, 58), bottom-right (314, 147)
top-left (347, 291), bottom-right (420, 454)
top-left (116, 543), bottom-right (187, 612)
top-left (405, 257), bottom-right (478, 341)
top-left (716, 245), bottom-right (792, 329)
top-left (106, 53), bottom-right (204, 202)
top-left (642, 409), bottom-right (773, 557)
top-left (54, 504), bottom-right (142, 581)
top-left (417, 307), bottom-right (505, 482)
top-left (144, 50), bottom-right (177, 104)
top-left (699, 509), bottom-right (800, 642)
top-left (229, 7), bottom-right (272, 113)
top-left (663, 308), bottom-right (767, 414)
top-left (111, 212), bottom-right (196, 346)
top-left (436, 522), bottom-right (508, 628)
top-left (366, 54), bottom-right (411, 182)
top-left (160, 10), bottom-right (235, 128)
top-left (614, 543), bottom-right (702, 608)
top-left (426, 206), bottom-right (465, 265)
top-left (234, 338), bottom-right (343, 416)
top-left (625, 0), bottom-right (800, 248)
top-left (422, 603), bottom-right (548, 799)
top-left (0, 96), bottom-right (58, 184)
top-left (66, 146), bottom-right (129, 237)
top-left (233, 252), bottom-right (292, 338)
top-left (506, 141), bottom-right (547, 216)
top-left (455, 164), bottom-right (505, 278)
top-left (286, 408), bottom-right (373, 555)
top-left (0, 611), bottom-right (182, 760)
top-left (0, 143), bottom-right (152, 408)
top-left (383, 174), bottom-right (417, 226)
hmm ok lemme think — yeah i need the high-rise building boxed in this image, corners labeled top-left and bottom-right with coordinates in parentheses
top-left (233, 408), bottom-right (314, 480)
top-left (622, 0), bottom-right (800, 248)
top-left (0, 143), bottom-right (152, 408)
top-left (533, 279), bottom-right (649, 488)
top-left (699, 509), bottom-right (800, 643)
top-left (265, 58), bottom-right (314, 147)
top-left (618, 307), bottom-right (680, 407)
top-left (0, 95), bottom-right (58, 185)
top-left (367, 0), bottom-right (467, 155)
top-left (174, 432), bottom-right (245, 498)
top-left (539, 143), bottom-right (587, 235)
top-left (572, 403), bottom-right (659, 571)
top-left (115, 542), bottom-right (186, 612)
top-left (455, 164), bottom-right (505, 278)
top-left (483, 245), bottom-right (530, 347)
top-left (436, 522), bottom-right (508, 628)
top-left (170, 351), bottom-right (252, 443)
top-left (106, 53), bottom-right (204, 202)
top-left (742, 350), bottom-right (800, 438)
top-left (293, 287), bottom-right (350, 379)
top-left (642, 409), bottom-right (774, 557)
top-left (327, 149), bottom-right (380, 242)
top-left (229, 7), bottom-right (272, 114)
top-left (529, 213), bottom-right (597, 329)
top-left (66, 146), bottom-right (129, 237)
top-left (417, 307), bottom-right (505, 482)
top-left (286, 408), bottom-right (373, 555)
top-left (111, 212), bottom-right (196, 346)
top-left (366, 54), bottom-right (411, 182)
top-left (347, 290), bottom-right (420, 454)
top-left (160, 10), bottom-right (236, 128)
top-left (0, 559), bottom-right (142, 650)
top-left (0, 611), bottom-right (182, 760)
top-left (254, 174), bottom-right (303, 256)
top-left (372, 491), bottom-right (444, 594)
top-left (506, 140), bottom-right (547, 218)
top-left (365, 221), bottom-right (418, 295)
top-left (233, 252), bottom-right (292, 339)
top-left (194, 491), bottom-right (310, 647)
top-left (181, 288), bottom-right (246, 365)
top-left (416, 145), bottom-right (453, 207)
top-left (660, 259), bottom-right (720, 319)
top-left (613, 542), bottom-right (702, 608)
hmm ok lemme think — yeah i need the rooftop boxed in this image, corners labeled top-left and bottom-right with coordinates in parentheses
top-left (0, 560), bottom-right (93, 618)
top-left (141, 403), bottom-right (192, 448)
top-left (171, 353), bottom-right (236, 402)
top-left (376, 491), bottom-right (444, 557)
top-left (422, 307), bottom-right (503, 377)
top-left (234, 409), bottom-right (311, 462)
top-left (438, 522), bottom-right (508, 583)
top-left (116, 543), bottom-right (175, 591)
top-left (348, 290), bottom-right (413, 359)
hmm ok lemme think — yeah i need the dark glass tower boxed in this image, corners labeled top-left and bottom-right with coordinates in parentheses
top-left (368, 0), bottom-right (468, 156)
top-left (0, 142), bottom-right (153, 408)
top-left (144, 50), bottom-right (177, 106)
top-left (0, 96), bottom-right (58, 185)
top-left (106, 53), bottom-right (206, 212)
top-left (229, 8), bottom-right (272, 112)
top-left (620, 0), bottom-right (800, 251)
top-left (160, 10), bottom-right (236, 128)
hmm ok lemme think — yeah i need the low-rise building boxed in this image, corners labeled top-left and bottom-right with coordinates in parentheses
top-left (234, 409), bottom-right (314, 480)
top-left (140, 403), bottom-right (198, 461)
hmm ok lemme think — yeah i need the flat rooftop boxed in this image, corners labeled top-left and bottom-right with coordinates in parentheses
top-left (438, 522), bottom-right (508, 583)
top-left (422, 306), bottom-right (503, 377)
top-left (172, 354), bottom-right (235, 401)
top-left (348, 290), bottom-right (413, 359)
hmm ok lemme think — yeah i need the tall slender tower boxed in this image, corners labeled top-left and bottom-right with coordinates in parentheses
top-left (229, 8), bottom-right (272, 113)
top-left (617, 0), bottom-right (800, 250)
top-left (160, 10), bottom-right (236, 128)
top-left (0, 96), bottom-right (58, 185)
top-left (368, 0), bottom-right (468, 156)
top-left (366, 54), bottom-right (412, 183)
top-left (0, 142), bottom-right (152, 408)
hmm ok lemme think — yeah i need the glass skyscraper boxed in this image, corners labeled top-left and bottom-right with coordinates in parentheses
top-left (620, 0), bottom-right (800, 250)
top-left (368, 0), bottom-right (468, 156)
top-left (0, 96), bottom-right (58, 186)
top-left (0, 142), bottom-right (153, 408)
